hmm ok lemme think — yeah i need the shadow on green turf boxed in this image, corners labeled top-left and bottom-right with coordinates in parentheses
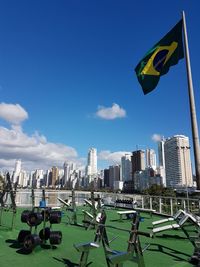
top-left (53, 256), bottom-right (93, 267)
top-left (6, 238), bottom-right (58, 254)
top-left (148, 243), bottom-right (191, 261)
top-left (157, 233), bottom-right (188, 240)
top-left (6, 239), bottom-right (21, 249)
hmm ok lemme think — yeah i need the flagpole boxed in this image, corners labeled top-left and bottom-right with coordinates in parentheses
top-left (182, 11), bottom-right (200, 189)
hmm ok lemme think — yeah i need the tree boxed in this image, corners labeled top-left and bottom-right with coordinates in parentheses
top-left (143, 184), bottom-right (175, 197)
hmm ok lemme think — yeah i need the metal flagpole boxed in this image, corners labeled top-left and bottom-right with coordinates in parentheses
top-left (182, 11), bottom-right (200, 189)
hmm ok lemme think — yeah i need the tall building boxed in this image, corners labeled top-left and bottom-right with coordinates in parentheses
top-left (134, 167), bottom-right (156, 191)
top-left (121, 154), bottom-right (132, 182)
top-left (157, 138), bottom-right (166, 186)
top-left (51, 166), bottom-right (59, 187)
top-left (146, 149), bottom-right (157, 169)
top-left (33, 169), bottom-right (44, 188)
top-left (158, 138), bottom-right (165, 168)
top-left (63, 162), bottom-right (70, 187)
top-left (87, 148), bottom-right (97, 176)
top-left (156, 166), bottom-right (166, 187)
top-left (109, 165), bottom-right (120, 189)
top-left (12, 159), bottom-right (22, 184)
top-left (131, 150), bottom-right (145, 177)
top-left (164, 135), bottom-right (193, 188)
top-left (44, 169), bottom-right (51, 187)
top-left (104, 169), bottom-right (110, 188)
top-left (70, 162), bottom-right (76, 172)
top-left (18, 170), bottom-right (29, 188)
top-left (29, 171), bottom-right (35, 187)
top-left (98, 170), bottom-right (104, 188)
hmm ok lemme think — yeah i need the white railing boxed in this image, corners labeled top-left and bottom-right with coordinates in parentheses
top-left (12, 190), bottom-right (200, 216)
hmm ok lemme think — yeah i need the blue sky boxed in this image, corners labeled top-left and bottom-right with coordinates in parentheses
top-left (0, 0), bottom-right (199, 172)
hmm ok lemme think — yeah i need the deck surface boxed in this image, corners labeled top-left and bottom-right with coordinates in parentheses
top-left (0, 206), bottom-right (195, 267)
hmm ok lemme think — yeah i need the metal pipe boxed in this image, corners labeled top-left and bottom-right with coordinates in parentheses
top-left (182, 11), bottom-right (200, 189)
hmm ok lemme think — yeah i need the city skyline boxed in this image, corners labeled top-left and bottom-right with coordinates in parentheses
top-left (5, 136), bottom-right (194, 191)
top-left (0, 1), bottom-right (199, 172)
top-left (2, 135), bottom-right (191, 174)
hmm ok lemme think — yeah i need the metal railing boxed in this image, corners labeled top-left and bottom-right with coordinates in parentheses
top-left (11, 190), bottom-right (200, 216)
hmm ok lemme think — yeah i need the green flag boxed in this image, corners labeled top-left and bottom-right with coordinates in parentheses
top-left (135, 19), bottom-right (184, 95)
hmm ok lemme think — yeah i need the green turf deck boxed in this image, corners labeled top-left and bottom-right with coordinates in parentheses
top-left (0, 207), bottom-right (195, 267)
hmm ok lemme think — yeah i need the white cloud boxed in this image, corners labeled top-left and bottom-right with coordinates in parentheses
top-left (0, 124), bottom-right (81, 171)
top-left (0, 158), bottom-right (16, 170)
top-left (96, 103), bottom-right (126, 120)
top-left (152, 134), bottom-right (162, 142)
top-left (98, 150), bottom-right (131, 165)
top-left (0, 102), bottom-right (131, 172)
top-left (0, 103), bottom-right (28, 124)
top-left (0, 103), bottom-right (85, 171)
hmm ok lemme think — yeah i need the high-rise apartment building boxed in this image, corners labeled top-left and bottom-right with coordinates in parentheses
top-left (63, 162), bottom-right (70, 186)
top-left (164, 135), bottom-right (193, 188)
top-left (156, 166), bottom-right (166, 187)
top-left (12, 159), bottom-right (22, 184)
top-left (131, 150), bottom-right (145, 190)
top-left (158, 138), bottom-right (165, 168)
top-left (146, 149), bottom-right (157, 169)
top-left (44, 170), bottom-right (51, 187)
top-left (33, 169), bottom-right (44, 188)
top-left (104, 169), bottom-right (110, 188)
top-left (121, 154), bottom-right (132, 181)
top-left (52, 166), bottom-right (59, 187)
top-left (157, 138), bottom-right (166, 186)
top-left (18, 170), bottom-right (29, 188)
top-left (109, 165), bottom-right (120, 189)
top-left (131, 150), bottom-right (145, 177)
top-left (87, 148), bottom-right (97, 176)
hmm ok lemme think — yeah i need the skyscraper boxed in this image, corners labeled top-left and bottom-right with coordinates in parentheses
top-left (33, 169), bottom-right (44, 188)
top-left (104, 169), bottom-right (109, 188)
top-left (12, 159), bottom-right (22, 184)
top-left (87, 148), bottom-right (97, 176)
top-left (158, 138), bottom-right (165, 168)
top-left (157, 137), bottom-right (166, 186)
top-left (131, 150), bottom-right (145, 177)
top-left (146, 149), bottom-right (157, 169)
top-left (164, 135), bottom-right (193, 188)
top-left (109, 165), bottom-right (120, 190)
top-left (51, 166), bottom-right (59, 187)
top-left (131, 150), bottom-right (145, 190)
top-left (63, 162), bottom-right (70, 187)
top-left (121, 154), bottom-right (132, 181)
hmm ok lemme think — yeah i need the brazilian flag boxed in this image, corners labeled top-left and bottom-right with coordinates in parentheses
top-left (135, 19), bottom-right (184, 95)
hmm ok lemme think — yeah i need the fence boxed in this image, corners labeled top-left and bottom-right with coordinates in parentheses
top-left (13, 190), bottom-right (200, 217)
